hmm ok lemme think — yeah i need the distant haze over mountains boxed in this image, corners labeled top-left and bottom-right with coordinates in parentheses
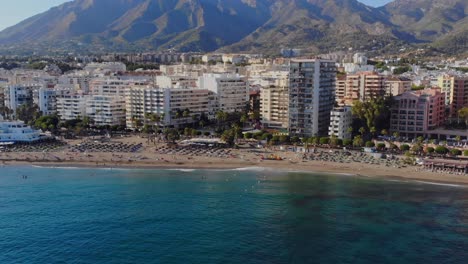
top-left (0, 0), bottom-right (465, 55)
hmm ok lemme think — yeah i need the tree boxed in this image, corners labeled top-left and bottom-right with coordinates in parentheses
top-left (221, 129), bottom-right (235, 146)
top-left (270, 135), bottom-right (280, 145)
top-left (400, 144), bottom-right (410, 151)
top-left (279, 135), bottom-right (290, 144)
top-left (450, 149), bottom-right (462, 156)
top-left (182, 109), bottom-right (190, 118)
top-left (464, 150), bottom-right (468, 157)
top-left (359, 127), bottom-right (366, 136)
top-left (164, 128), bottom-right (180, 143)
top-left (411, 143), bottom-right (423, 154)
top-left (329, 135), bottom-right (339, 147)
top-left (377, 143), bottom-right (386, 151)
top-left (351, 96), bottom-right (392, 138)
top-left (244, 132), bottom-right (253, 139)
top-left (435, 146), bottom-right (448, 155)
top-left (291, 136), bottom-right (301, 144)
top-left (381, 129), bottom-right (388, 136)
top-left (365, 141), bottom-right (375, 148)
top-left (457, 107), bottom-right (468, 125)
top-left (426, 147), bottom-right (435, 154)
top-left (34, 115), bottom-right (60, 132)
top-left (393, 132), bottom-right (400, 139)
top-left (343, 139), bottom-right (352, 146)
top-left (216, 110), bottom-right (228, 129)
top-left (240, 114), bottom-right (248, 128)
top-left (16, 104), bottom-right (41, 125)
top-left (370, 127), bottom-right (377, 138)
top-left (353, 135), bottom-right (364, 147)
top-left (319, 137), bottom-right (330, 145)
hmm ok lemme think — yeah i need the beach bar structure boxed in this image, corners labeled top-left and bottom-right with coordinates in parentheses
top-left (423, 159), bottom-right (468, 174)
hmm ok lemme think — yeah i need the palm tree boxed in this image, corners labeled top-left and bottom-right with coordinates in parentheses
top-left (240, 114), bottom-right (248, 128)
top-left (381, 129), bottom-right (388, 137)
top-left (359, 127), bottom-right (366, 136)
top-left (216, 110), bottom-right (228, 129)
top-left (183, 109), bottom-right (190, 118)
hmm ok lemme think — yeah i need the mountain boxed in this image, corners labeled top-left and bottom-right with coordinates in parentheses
top-left (0, 0), bottom-right (466, 55)
top-left (382, 0), bottom-right (468, 54)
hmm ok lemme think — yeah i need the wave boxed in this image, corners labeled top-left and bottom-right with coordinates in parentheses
top-left (167, 169), bottom-right (197, 172)
top-left (413, 180), bottom-right (465, 188)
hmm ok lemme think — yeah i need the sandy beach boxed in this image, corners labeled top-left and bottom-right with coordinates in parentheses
top-left (1, 136), bottom-right (467, 186)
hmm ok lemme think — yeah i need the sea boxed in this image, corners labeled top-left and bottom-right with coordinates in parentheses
top-left (0, 166), bottom-right (467, 264)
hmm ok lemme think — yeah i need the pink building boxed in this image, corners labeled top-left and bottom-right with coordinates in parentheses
top-left (390, 88), bottom-right (445, 138)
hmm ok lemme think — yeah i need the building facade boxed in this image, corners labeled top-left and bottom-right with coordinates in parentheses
top-left (199, 73), bottom-right (249, 115)
top-left (385, 76), bottom-right (412, 96)
top-left (390, 88), bottom-right (445, 138)
top-left (4, 84), bottom-right (40, 116)
top-left (328, 106), bottom-right (353, 139)
top-left (260, 86), bottom-right (289, 129)
top-left (86, 95), bottom-right (126, 127)
top-left (56, 94), bottom-right (88, 121)
top-left (289, 59), bottom-right (336, 137)
top-left (344, 72), bottom-right (385, 103)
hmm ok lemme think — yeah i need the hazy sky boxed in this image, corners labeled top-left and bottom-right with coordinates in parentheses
top-left (0, 0), bottom-right (394, 31)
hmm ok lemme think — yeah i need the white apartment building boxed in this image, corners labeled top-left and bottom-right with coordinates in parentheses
top-left (289, 59), bottom-right (336, 137)
top-left (125, 86), bottom-right (211, 129)
top-left (34, 87), bottom-right (57, 116)
top-left (328, 106), bottom-right (353, 139)
top-left (125, 87), bottom-right (166, 129)
top-left (4, 84), bottom-right (41, 116)
top-left (58, 73), bottom-right (92, 94)
top-left (198, 73), bottom-right (248, 115)
top-left (89, 78), bottom-right (147, 96)
top-left (56, 94), bottom-right (88, 120)
top-left (86, 95), bottom-right (126, 127)
top-left (84, 62), bottom-right (127, 73)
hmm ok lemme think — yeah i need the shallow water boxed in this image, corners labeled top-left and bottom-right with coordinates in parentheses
top-left (1, 166), bottom-right (467, 263)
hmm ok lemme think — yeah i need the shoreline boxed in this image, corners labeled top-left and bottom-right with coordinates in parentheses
top-left (4, 158), bottom-right (468, 187)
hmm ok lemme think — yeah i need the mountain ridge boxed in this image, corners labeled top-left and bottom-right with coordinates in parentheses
top-left (0, 0), bottom-right (466, 55)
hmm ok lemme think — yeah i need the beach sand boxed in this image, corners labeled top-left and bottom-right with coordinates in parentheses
top-left (1, 137), bottom-right (467, 185)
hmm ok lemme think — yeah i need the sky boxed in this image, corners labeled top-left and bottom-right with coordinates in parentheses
top-left (0, 0), bottom-right (394, 31)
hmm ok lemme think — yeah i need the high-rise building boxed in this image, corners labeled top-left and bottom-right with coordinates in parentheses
top-left (437, 75), bottom-right (468, 117)
top-left (335, 75), bottom-right (346, 104)
top-left (56, 94), bottom-right (88, 121)
top-left (86, 95), bottom-right (126, 127)
top-left (260, 86), bottom-right (289, 129)
top-left (4, 84), bottom-right (40, 116)
top-left (344, 72), bottom-right (385, 103)
top-left (34, 87), bottom-right (57, 116)
top-left (125, 86), bottom-right (212, 129)
top-left (390, 88), bottom-right (445, 138)
top-left (198, 73), bottom-right (249, 115)
top-left (289, 59), bottom-right (336, 137)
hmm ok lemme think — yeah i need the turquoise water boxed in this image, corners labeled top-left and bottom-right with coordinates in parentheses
top-left (0, 166), bottom-right (467, 264)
